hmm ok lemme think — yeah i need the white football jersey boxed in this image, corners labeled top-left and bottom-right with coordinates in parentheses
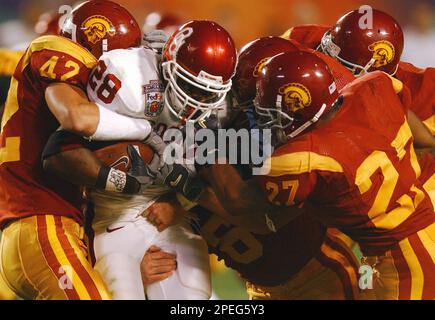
top-left (87, 47), bottom-right (186, 128)
top-left (86, 47), bottom-right (174, 228)
top-left (86, 47), bottom-right (235, 228)
top-left (87, 47), bottom-right (163, 120)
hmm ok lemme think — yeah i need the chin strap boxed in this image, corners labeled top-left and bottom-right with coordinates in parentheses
top-left (355, 58), bottom-right (376, 77)
top-left (288, 103), bottom-right (328, 139)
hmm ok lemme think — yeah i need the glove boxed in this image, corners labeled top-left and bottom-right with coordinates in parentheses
top-left (127, 145), bottom-right (160, 193)
top-left (157, 163), bottom-right (206, 202)
top-left (143, 131), bottom-right (167, 169)
top-left (180, 114), bottom-right (222, 173)
top-left (128, 145), bottom-right (205, 201)
top-left (143, 29), bottom-right (168, 53)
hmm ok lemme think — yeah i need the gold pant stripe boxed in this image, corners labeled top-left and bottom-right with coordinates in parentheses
top-left (0, 216), bottom-right (111, 300)
top-left (422, 173), bottom-right (435, 208)
top-left (60, 217), bottom-right (110, 300)
top-left (398, 237), bottom-right (425, 300)
top-left (44, 215), bottom-right (92, 300)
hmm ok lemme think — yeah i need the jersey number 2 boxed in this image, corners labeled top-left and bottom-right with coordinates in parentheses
top-left (355, 122), bottom-right (424, 229)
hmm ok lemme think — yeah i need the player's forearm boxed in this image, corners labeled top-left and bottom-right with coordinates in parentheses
top-left (198, 164), bottom-right (302, 231)
top-left (45, 83), bottom-right (99, 136)
top-left (43, 148), bottom-right (101, 187)
top-left (198, 164), bottom-right (251, 215)
top-left (407, 110), bottom-right (435, 149)
top-left (42, 130), bottom-right (141, 194)
top-left (45, 83), bottom-right (152, 140)
top-left (197, 186), bottom-right (297, 234)
top-left (44, 146), bottom-right (141, 194)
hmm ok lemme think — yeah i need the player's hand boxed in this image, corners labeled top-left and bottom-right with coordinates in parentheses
top-left (127, 145), bottom-right (160, 193)
top-left (140, 246), bottom-right (177, 286)
top-left (154, 163), bottom-right (206, 202)
top-left (143, 29), bottom-right (168, 54)
top-left (144, 199), bottom-right (185, 232)
top-left (143, 131), bottom-right (167, 169)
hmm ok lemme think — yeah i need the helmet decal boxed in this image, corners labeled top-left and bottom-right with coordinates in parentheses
top-left (167, 27), bottom-right (194, 59)
top-left (279, 83), bottom-right (312, 113)
top-left (81, 15), bottom-right (116, 44)
top-left (368, 40), bottom-right (395, 68)
top-left (253, 57), bottom-right (270, 77)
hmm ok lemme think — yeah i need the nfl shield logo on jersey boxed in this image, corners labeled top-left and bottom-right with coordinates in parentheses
top-left (143, 80), bottom-right (165, 117)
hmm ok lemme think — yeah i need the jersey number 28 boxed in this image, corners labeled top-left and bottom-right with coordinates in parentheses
top-left (88, 61), bottom-right (121, 104)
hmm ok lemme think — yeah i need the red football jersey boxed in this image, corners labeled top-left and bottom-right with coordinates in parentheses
top-left (191, 206), bottom-right (326, 286)
top-left (282, 24), bottom-right (330, 50)
top-left (259, 72), bottom-right (435, 256)
top-left (396, 62), bottom-right (435, 134)
top-left (0, 35), bottom-right (97, 229)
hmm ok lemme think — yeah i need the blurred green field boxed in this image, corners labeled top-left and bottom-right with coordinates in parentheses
top-left (210, 255), bottom-right (249, 300)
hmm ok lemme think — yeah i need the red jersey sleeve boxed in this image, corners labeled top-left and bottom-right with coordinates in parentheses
top-left (396, 62), bottom-right (435, 134)
top-left (282, 24), bottom-right (331, 49)
top-left (258, 142), bottom-right (323, 206)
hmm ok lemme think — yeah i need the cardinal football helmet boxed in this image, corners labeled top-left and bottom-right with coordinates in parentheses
top-left (320, 9), bottom-right (404, 76)
top-left (233, 36), bottom-right (300, 110)
top-left (255, 50), bottom-right (339, 139)
top-left (162, 20), bottom-right (237, 122)
top-left (60, 0), bottom-right (141, 58)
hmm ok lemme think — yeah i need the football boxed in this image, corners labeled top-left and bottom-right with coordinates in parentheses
top-left (94, 141), bottom-right (154, 172)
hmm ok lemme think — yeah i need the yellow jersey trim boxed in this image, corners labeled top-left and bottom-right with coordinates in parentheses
top-left (383, 72), bottom-right (403, 94)
top-left (280, 27), bottom-right (294, 40)
top-left (422, 115), bottom-right (434, 135)
top-left (423, 172), bottom-right (435, 208)
top-left (20, 35), bottom-right (97, 72)
top-left (264, 151), bottom-right (344, 177)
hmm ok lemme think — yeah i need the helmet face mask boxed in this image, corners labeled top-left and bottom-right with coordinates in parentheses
top-left (254, 96), bottom-right (293, 147)
top-left (255, 94), bottom-right (329, 139)
top-left (162, 21), bottom-right (237, 123)
top-left (320, 31), bottom-right (376, 76)
top-left (162, 58), bottom-right (230, 122)
top-left (254, 95), bottom-right (294, 131)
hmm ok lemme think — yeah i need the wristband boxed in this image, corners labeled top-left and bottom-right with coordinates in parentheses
top-left (96, 166), bottom-right (139, 194)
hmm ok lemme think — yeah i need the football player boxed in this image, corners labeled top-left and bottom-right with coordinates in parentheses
top-left (42, 20), bottom-right (238, 299)
top-left (282, 9), bottom-right (434, 137)
top-left (250, 51), bottom-right (435, 299)
top-left (0, 0), bottom-right (154, 300)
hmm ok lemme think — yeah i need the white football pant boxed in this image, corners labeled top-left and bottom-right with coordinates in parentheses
top-left (92, 217), bottom-right (211, 300)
